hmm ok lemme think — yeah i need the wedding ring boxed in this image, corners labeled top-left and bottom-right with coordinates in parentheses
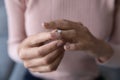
top-left (57, 29), bottom-right (62, 34)
top-left (56, 29), bottom-right (62, 39)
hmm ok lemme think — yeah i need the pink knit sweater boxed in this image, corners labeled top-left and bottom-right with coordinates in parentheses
top-left (5, 0), bottom-right (120, 80)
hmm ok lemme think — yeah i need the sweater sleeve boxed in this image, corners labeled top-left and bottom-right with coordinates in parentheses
top-left (5, 0), bottom-right (26, 63)
top-left (97, 1), bottom-right (120, 68)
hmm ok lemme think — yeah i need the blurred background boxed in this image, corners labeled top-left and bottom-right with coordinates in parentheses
top-left (0, 0), bottom-right (120, 80)
top-left (0, 0), bottom-right (26, 80)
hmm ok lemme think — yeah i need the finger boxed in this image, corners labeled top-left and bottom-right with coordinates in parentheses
top-left (24, 32), bottom-right (53, 47)
top-left (19, 40), bottom-right (64, 59)
top-left (51, 29), bottom-right (76, 42)
top-left (24, 47), bottom-right (64, 68)
top-left (29, 54), bottom-right (63, 73)
top-left (43, 19), bottom-right (81, 30)
top-left (64, 43), bottom-right (88, 51)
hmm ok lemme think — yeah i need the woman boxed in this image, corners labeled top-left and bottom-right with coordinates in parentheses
top-left (5, 0), bottom-right (120, 80)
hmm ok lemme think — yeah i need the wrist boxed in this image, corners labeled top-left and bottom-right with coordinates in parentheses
top-left (90, 39), bottom-right (113, 62)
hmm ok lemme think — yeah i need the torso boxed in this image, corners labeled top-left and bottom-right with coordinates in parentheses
top-left (24, 0), bottom-right (115, 80)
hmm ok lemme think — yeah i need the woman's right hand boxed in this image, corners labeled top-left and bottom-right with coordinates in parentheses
top-left (18, 32), bottom-right (65, 73)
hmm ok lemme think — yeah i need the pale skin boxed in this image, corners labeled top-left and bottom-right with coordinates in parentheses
top-left (18, 19), bottom-right (114, 73)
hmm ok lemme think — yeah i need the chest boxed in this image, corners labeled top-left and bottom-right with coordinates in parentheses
top-left (25, 0), bottom-right (115, 39)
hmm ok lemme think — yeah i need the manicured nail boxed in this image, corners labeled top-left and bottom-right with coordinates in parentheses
top-left (57, 41), bottom-right (64, 47)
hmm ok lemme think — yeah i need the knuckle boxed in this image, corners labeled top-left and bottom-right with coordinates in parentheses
top-left (23, 38), bottom-right (30, 45)
top-left (57, 19), bottom-right (67, 23)
top-left (75, 44), bottom-right (81, 49)
top-left (24, 62), bottom-right (31, 68)
top-left (23, 36), bottom-right (35, 46)
top-left (42, 58), bottom-right (50, 65)
top-left (36, 49), bottom-right (41, 56)
top-left (24, 62), bottom-right (34, 68)
top-left (61, 19), bottom-right (67, 22)
top-left (47, 66), bottom-right (53, 71)
top-left (56, 19), bottom-right (62, 22)
top-left (29, 68), bottom-right (37, 72)
top-left (19, 49), bottom-right (26, 59)
top-left (77, 43), bottom-right (85, 50)
top-left (70, 44), bottom-right (77, 50)
top-left (37, 50), bottom-right (45, 57)
top-left (47, 65), bottom-right (56, 71)
top-left (78, 22), bottom-right (83, 26)
top-left (83, 26), bottom-right (89, 32)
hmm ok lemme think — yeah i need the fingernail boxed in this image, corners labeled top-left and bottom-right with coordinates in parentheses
top-left (51, 30), bottom-right (61, 39)
top-left (44, 22), bottom-right (50, 28)
top-left (57, 41), bottom-right (64, 47)
top-left (65, 43), bottom-right (70, 50)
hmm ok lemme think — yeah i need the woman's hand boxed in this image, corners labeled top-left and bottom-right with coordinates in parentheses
top-left (44, 19), bottom-right (113, 62)
top-left (18, 32), bottom-right (65, 73)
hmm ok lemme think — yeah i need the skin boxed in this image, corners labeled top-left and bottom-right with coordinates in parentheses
top-left (18, 19), bottom-right (114, 73)
top-left (18, 32), bottom-right (65, 73)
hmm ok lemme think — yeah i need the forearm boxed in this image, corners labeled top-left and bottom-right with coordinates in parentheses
top-left (5, 0), bottom-right (26, 63)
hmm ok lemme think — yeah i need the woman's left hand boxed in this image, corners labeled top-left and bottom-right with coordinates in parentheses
top-left (43, 19), bottom-right (113, 62)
